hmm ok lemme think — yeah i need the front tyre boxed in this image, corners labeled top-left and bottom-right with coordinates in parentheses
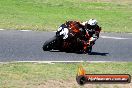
top-left (43, 36), bottom-right (57, 51)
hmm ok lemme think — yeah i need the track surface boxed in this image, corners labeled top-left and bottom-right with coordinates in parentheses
top-left (0, 30), bottom-right (132, 62)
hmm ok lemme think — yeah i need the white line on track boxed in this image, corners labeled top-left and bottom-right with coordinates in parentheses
top-left (0, 61), bottom-right (115, 64)
top-left (100, 36), bottom-right (130, 40)
top-left (0, 29), bottom-right (4, 31)
top-left (128, 33), bottom-right (132, 34)
top-left (20, 30), bottom-right (32, 32)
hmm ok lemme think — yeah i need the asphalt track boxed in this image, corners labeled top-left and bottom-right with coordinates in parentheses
top-left (0, 30), bottom-right (132, 62)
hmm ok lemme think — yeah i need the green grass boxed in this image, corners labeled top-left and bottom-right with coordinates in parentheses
top-left (0, 0), bottom-right (132, 32)
top-left (0, 62), bottom-right (132, 88)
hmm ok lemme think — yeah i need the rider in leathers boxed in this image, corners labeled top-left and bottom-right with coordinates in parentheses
top-left (57, 19), bottom-right (101, 53)
top-left (80, 19), bottom-right (101, 53)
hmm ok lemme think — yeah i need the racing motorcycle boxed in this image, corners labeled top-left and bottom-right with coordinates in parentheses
top-left (42, 22), bottom-right (93, 54)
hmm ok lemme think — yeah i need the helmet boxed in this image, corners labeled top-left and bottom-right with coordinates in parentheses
top-left (88, 19), bottom-right (98, 26)
top-left (85, 19), bottom-right (98, 30)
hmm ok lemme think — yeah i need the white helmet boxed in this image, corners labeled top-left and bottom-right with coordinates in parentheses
top-left (88, 19), bottom-right (98, 26)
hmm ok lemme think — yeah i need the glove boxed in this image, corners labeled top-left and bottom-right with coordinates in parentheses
top-left (89, 37), bottom-right (97, 42)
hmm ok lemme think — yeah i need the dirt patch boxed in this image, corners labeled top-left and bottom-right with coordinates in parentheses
top-left (37, 79), bottom-right (132, 88)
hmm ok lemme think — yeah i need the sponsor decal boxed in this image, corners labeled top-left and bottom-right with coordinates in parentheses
top-left (76, 65), bottom-right (131, 85)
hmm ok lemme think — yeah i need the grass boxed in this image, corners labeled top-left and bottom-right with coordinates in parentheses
top-left (0, 0), bottom-right (132, 32)
top-left (0, 62), bottom-right (132, 88)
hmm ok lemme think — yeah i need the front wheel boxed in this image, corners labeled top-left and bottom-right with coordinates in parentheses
top-left (43, 36), bottom-right (57, 51)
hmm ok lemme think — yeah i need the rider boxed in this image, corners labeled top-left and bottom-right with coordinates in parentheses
top-left (57, 19), bottom-right (101, 53)
top-left (80, 19), bottom-right (102, 53)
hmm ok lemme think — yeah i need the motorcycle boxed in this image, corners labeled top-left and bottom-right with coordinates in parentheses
top-left (42, 23), bottom-right (93, 54)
